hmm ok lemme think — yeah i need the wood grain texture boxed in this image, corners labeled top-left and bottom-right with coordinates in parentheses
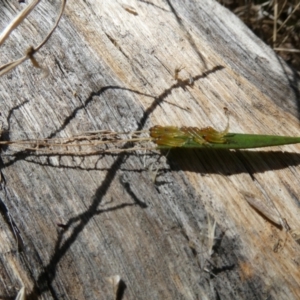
top-left (1, 0), bottom-right (300, 299)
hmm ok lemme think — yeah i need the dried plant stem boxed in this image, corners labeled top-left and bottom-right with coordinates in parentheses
top-left (0, 137), bottom-right (152, 148)
top-left (277, 2), bottom-right (300, 33)
top-left (0, 0), bottom-right (41, 46)
top-left (3, 124), bottom-right (300, 156)
top-left (5, 146), bottom-right (157, 156)
top-left (0, 130), bottom-right (155, 156)
top-left (0, 0), bottom-right (66, 76)
top-left (273, 0), bottom-right (278, 46)
top-left (34, 0), bottom-right (66, 52)
top-left (274, 48), bottom-right (300, 53)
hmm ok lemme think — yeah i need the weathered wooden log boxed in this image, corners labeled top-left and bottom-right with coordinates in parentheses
top-left (0, 0), bottom-right (300, 299)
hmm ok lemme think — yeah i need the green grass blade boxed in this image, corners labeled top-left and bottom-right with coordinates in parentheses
top-left (157, 133), bottom-right (300, 150)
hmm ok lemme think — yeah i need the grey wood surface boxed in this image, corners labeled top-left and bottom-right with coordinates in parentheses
top-left (1, 0), bottom-right (300, 299)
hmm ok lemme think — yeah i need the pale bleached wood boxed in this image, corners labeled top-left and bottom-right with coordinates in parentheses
top-left (0, 0), bottom-right (300, 299)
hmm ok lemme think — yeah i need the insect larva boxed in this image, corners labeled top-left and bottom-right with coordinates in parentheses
top-left (242, 191), bottom-right (282, 226)
top-left (122, 4), bottom-right (138, 15)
